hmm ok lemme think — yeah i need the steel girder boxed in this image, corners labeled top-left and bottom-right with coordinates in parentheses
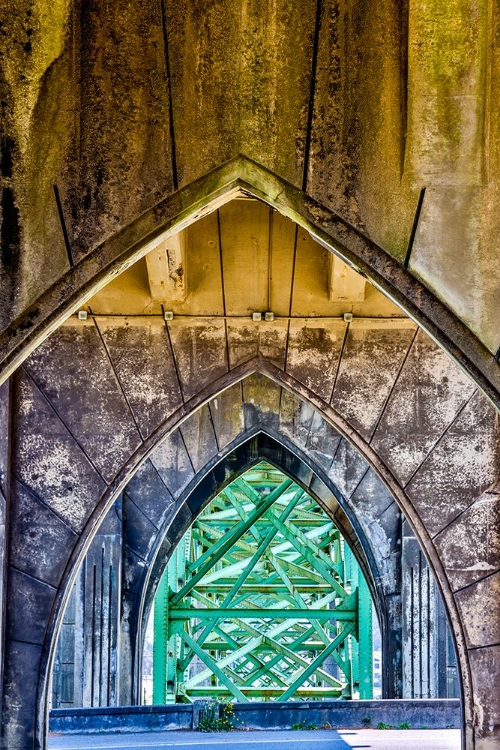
top-left (152, 462), bottom-right (373, 703)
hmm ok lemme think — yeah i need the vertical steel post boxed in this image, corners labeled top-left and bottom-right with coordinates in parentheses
top-left (357, 569), bottom-right (373, 699)
top-left (166, 550), bottom-right (178, 702)
top-left (153, 570), bottom-right (168, 704)
top-left (343, 542), bottom-right (355, 697)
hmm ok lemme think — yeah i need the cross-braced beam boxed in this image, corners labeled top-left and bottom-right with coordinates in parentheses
top-left (152, 462), bottom-right (373, 703)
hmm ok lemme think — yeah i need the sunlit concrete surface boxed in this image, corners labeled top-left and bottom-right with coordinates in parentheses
top-left (49, 728), bottom-right (461, 750)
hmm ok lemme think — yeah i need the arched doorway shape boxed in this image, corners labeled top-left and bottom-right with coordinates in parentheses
top-left (127, 429), bottom-right (430, 707)
top-left (0, 157), bottom-right (499, 409)
top-left (112, 428), bottom-right (401, 703)
top-left (4, 329), bottom-right (498, 748)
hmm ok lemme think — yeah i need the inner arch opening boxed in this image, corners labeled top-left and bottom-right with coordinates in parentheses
top-left (145, 460), bottom-right (377, 704)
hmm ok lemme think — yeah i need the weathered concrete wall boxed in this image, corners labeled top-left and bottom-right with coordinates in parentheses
top-left (2, 0), bottom-right (499, 354)
top-left (49, 703), bottom-right (193, 734)
top-left (48, 699), bottom-right (461, 734)
top-left (406, 0), bottom-right (500, 351)
top-left (1, 7), bottom-right (499, 743)
top-left (230, 698), bottom-right (461, 731)
top-left (1, 315), bottom-right (497, 748)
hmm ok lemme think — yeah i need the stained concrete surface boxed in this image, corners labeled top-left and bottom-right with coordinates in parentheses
top-left (2, 5), bottom-right (500, 745)
top-left (48, 728), bottom-right (461, 750)
top-left (3, 0), bottom-right (500, 352)
top-left (8, 317), bottom-right (498, 747)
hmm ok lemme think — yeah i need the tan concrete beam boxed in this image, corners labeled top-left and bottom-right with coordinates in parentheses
top-left (145, 231), bottom-right (187, 303)
top-left (328, 255), bottom-right (366, 303)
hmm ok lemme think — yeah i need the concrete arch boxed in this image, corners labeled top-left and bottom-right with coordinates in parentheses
top-left (2, 5), bottom-right (499, 749)
top-left (127, 429), bottom-right (412, 705)
top-left (4, 313), bottom-right (498, 747)
top-left (0, 157), bottom-right (499, 409)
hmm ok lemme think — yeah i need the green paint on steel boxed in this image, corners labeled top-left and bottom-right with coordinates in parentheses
top-left (152, 462), bottom-right (373, 702)
top-left (153, 569), bottom-right (168, 704)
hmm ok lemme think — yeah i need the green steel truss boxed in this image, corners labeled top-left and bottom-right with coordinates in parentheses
top-left (152, 463), bottom-right (373, 703)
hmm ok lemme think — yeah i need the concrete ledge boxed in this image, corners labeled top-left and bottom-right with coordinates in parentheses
top-left (49, 699), bottom-right (461, 735)
top-left (232, 699), bottom-right (461, 731)
top-left (49, 704), bottom-right (193, 734)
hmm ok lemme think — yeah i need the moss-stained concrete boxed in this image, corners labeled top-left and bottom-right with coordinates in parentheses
top-left (0, 0), bottom-right (71, 154)
top-left (406, 0), bottom-right (500, 352)
top-left (308, 0), bottom-right (417, 260)
top-left (165, 0), bottom-right (316, 187)
top-left (0, 6), bottom-right (500, 744)
top-left (5, 316), bottom-right (498, 746)
top-left (0, 0), bottom-right (73, 323)
top-left (68, 0), bottom-right (175, 258)
top-left (1, 0), bottom-right (500, 352)
top-left (406, 0), bottom-right (488, 184)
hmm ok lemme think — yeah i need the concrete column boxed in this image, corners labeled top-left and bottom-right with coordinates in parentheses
top-left (0, 381), bottom-right (10, 721)
top-left (402, 520), bottom-right (458, 698)
top-left (51, 582), bottom-right (79, 708)
top-left (52, 499), bottom-right (122, 709)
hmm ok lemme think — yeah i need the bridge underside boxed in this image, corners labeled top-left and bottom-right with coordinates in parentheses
top-left (2, 3), bottom-right (500, 747)
top-left (52, 427), bottom-right (458, 716)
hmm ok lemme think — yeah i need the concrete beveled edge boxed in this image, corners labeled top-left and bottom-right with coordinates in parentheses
top-left (50, 704), bottom-right (192, 717)
top-left (231, 699), bottom-right (461, 711)
top-left (49, 699), bottom-right (461, 718)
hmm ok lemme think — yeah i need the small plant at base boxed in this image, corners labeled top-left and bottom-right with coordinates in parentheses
top-left (362, 716), bottom-right (371, 726)
top-left (399, 722), bottom-right (410, 730)
top-left (198, 702), bottom-right (220, 732)
top-left (292, 722), bottom-right (306, 730)
top-left (197, 701), bottom-right (239, 732)
top-left (221, 701), bottom-right (244, 730)
top-left (305, 723), bottom-right (317, 730)
top-left (377, 722), bottom-right (387, 730)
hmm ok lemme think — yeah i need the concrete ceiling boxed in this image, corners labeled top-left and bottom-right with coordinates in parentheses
top-left (87, 199), bottom-right (403, 319)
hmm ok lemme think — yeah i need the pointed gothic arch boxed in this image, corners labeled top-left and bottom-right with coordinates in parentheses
top-left (0, 211), bottom-right (497, 748)
top-left (11, 352), bottom-right (490, 748)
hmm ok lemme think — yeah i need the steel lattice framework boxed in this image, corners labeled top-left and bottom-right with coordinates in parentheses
top-left (152, 463), bottom-right (373, 703)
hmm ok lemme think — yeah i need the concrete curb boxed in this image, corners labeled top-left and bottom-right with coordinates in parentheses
top-left (50, 699), bottom-right (461, 735)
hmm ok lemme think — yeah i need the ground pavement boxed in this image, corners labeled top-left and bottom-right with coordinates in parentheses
top-left (49, 728), bottom-right (461, 750)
